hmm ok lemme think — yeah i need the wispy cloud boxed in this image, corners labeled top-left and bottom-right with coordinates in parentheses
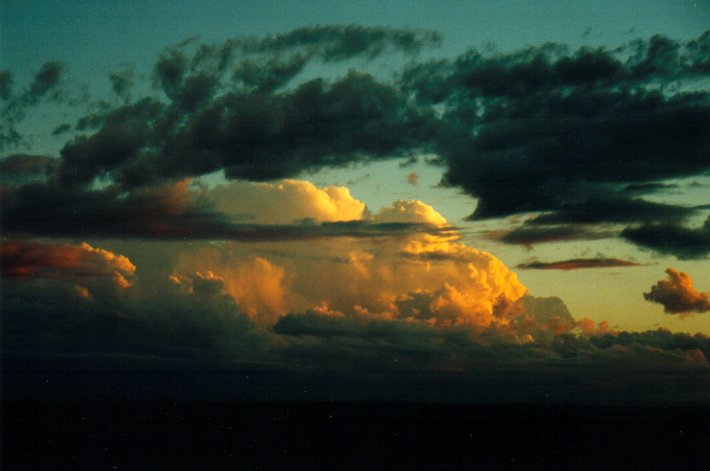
top-left (517, 258), bottom-right (640, 270)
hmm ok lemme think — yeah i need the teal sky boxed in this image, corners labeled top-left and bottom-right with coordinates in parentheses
top-left (4, 0), bottom-right (709, 78)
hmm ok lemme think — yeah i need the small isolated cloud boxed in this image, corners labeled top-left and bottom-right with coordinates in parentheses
top-left (407, 172), bottom-right (419, 186)
top-left (518, 258), bottom-right (640, 270)
top-left (644, 268), bottom-right (710, 314)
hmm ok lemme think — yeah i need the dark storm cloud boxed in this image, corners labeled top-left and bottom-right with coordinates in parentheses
top-left (621, 216), bottom-right (710, 259)
top-left (492, 199), bottom-right (701, 249)
top-left (517, 258), bottom-right (640, 270)
top-left (46, 26), bottom-right (438, 188)
top-left (643, 268), bottom-right (710, 314)
top-left (402, 33), bottom-right (710, 226)
top-left (529, 198), bottom-right (696, 225)
top-left (54, 70), bottom-right (435, 188)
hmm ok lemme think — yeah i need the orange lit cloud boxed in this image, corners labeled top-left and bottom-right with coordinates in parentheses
top-left (176, 180), bottom-right (527, 330)
top-left (1, 240), bottom-right (136, 292)
top-left (373, 199), bottom-right (448, 226)
top-left (174, 251), bottom-right (293, 326)
top-left (209, 179), bottom-right (366, 224)
top-left (644, 268), bottom-right (710, 314)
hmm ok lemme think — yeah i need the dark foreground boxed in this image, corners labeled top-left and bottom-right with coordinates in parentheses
top-left (3, 401), bottom-right (709, 470)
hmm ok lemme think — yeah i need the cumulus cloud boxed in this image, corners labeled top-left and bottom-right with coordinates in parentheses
top-left (171, 183), bottom-right (525, 328)
top-left (373, 199), bottom-right (449, 226)
top-left (209, 179), bottom-right (366, 224)
top-left (643, 268), bottom-right (710, 314)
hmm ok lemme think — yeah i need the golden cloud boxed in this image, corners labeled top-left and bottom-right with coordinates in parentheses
top-left (176, 180), bottom-right (527, 329)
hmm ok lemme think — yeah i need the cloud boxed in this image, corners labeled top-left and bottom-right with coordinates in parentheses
top-left (58, 70), bottom-right (435, 188)
top-left (26, 62), bottom-right (65, 104)
top-left (209, 179), bottom-right (366, 224)
top-left (1, 239), bottom-right (136, 291)
top-left (402, 33), bottom-right (709, 236)
top-left (0, 154), bottom-right (59, 184)
top-left (148, 25), bottom-right (440, 100)
top-left (1, 62), bottom-right (73, 151)
top-left (643, 268), bottom-right (710, 314)
top-left (1, 240), bottom-right (261, 358)
top-left (0, 70), bottom-right (12, 100)
top-left (518, 258), bottom-right (640, 270)
top-left (529, 198), bottom-right (696, 225)
top-left (47, 26), bottom-right (439, 189)
top-left (171, 187), bottom-right (525, 327)
top-left (373, 199), bottom-right (449, 226)
top-left (493, 224), bottom-right (609, 246)
top-left (4, 30), bottom-right (708, 257)
top-left (109, 68), bottom-right (134, 100)
top-left (621, 216), bottom-right (710, 259)
top-left (1, 177), bottom-right (455, 241)
top-left (245, 25), bottom-right (441, 60)
top-left (1, 238), bottom-right (707, 406)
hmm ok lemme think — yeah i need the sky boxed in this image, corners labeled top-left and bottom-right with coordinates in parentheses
top-left (1, 0), bottom-right (709, 405)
